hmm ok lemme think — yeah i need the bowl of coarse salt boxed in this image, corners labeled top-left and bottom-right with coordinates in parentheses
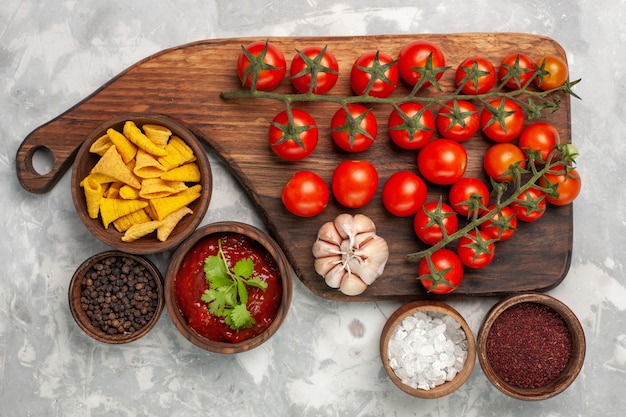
top-left (380, 300), bottom-right (476, 398)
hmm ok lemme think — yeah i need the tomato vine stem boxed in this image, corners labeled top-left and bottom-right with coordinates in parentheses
top-left (221, 80), bottom-right (579, 115)
top-left (404, 151), bottom-right (566, 262)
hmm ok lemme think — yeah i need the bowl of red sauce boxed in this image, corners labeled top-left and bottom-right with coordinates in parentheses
top-left (164, 221), bottom-right (293, 353)
top-left (477, 293), bottom-right (585, 400)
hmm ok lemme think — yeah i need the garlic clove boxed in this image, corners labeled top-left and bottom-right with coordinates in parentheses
top-left (343, 233), bottom-right (389, 285)
top-left (333, 213), bottom-right (356, 240)
top-left (349, 246), bottom-right (389, 285)
top-left (339, 272), bottom-right (368, 296)
top-left (349, 231), bottom-right (378, 251)
top-left (333, 213), bottom-right (376, 239)
top-left (325, 263), bottom-right (346, 289)
top-left (338, 233), bottom-right (389, 283)
top-left (353, 213), bottom-right (377, 233)
top-left (312, 239), bottom-right (342, 259)
top-left (314, 255), bottom-right (342, 276)
top-left (316, 221), bottom-right (342, 246)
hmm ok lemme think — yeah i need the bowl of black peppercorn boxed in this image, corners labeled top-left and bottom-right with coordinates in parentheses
top-left (69, 250), bottom-right (164, 344)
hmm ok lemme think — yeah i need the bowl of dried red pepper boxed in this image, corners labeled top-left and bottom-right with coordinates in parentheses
top-left (477, 293), bottom-right (585, 400)
top-left (164, 221), bottom-right (293, 354)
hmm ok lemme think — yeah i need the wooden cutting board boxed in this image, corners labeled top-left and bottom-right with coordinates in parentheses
top-left (15, 33), bottom-right (573, 301)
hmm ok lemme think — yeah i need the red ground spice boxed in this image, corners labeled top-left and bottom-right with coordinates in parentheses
top-left (485, 302), bottom-right (572, 389)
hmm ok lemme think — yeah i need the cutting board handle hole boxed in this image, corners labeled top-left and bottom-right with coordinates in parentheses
top-left (30, 146), bottom-right (55, 176)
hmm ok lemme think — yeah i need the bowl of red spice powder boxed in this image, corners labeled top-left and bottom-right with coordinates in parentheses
top-left (477, 293), bottom-right (585, 400)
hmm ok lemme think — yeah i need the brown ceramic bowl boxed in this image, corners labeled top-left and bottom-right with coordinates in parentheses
top-left (70, 114), bottom-right (212, 254)
top-left (69, 250), bottom-right (164, 344)
top-left (164, 222), bottom-right (293, 354)
top-left (477, 293), bottom-right (585, 400)
top-left (380, 300), bottom-right (476, 398)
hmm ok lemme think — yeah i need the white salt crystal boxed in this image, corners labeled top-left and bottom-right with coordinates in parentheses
top-left (389, 357), bottom-right (399, 369)
top-left (420, 345), bottom-right (435, 356)
top-left (401, 315), bottom-right (418, 330)
top-left (446, 368), bottom-right (458, 381)
top-left (443, 314), bottom-right (461, 329)
top-left (395, 328), bottom-right (407, 341)
top-left (413, 311), bottom-right (430, 321)
top-left (433, 374), bottom-right (446, 387)
top-left (387, 310), bottom-right (468, 391)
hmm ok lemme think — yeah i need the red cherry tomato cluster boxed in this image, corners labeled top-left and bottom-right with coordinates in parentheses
top-left (235, 40), bottom-right (580, 294)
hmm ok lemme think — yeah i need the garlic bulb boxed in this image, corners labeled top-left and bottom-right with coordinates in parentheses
top-left (312, 213), bottom-right (389, 296)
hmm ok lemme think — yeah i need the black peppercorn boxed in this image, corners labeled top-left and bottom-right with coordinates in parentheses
top-left (80, 255), bottom-right (159, 336)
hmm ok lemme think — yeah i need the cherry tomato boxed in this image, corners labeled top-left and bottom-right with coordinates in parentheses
top-left (499, 53), bottom-right (535, 90)
top-left (281, 171), bottom-right (329, 217)
top-left (535, 55), bottom-right (568, 91)
top-left (539, 165), bottom-right (582, 206)
top-left (397, 40), bottom-right (447, 88)
top-left (435, 100), bottom-right (480, 142)
top-left (457, 230), bottom-right (496, 269)
top-left (237, 41), bottom-right (286, 91)
top-left (483, 143), bottom-right (527, 182)
top-left (290, 45), bottom-right (339, 95)
top-left (388, 102), bottom-right (435, 150)
top-left (418, 248), bottom-right (464, 294)
top-left (479, 205), bottom-right (518, 241)
top-left (518, 121), bottom-right (560, 164)
top-left (455, 56), bottom-right (496, 95)
top-left (417, 139), bottom-right (467, 185)
top-left (331, 104), bottom-right (378, 152)
top-left (449, 178), bottom-right (490, 218)
top-left (350, 51), bottom-right (398, 98)
top-left (511, 187), bottom-right (547, 222)
top-left (413, 200), bottom-right (459, 245)
top-left (331, 160), bottom-right (379, 208)
top-left (268, 109), bottom-right (318, 161)
top-left (382, 171), bottom-right (428, 217)
top-left (481, 98), bottom-right (525, 142)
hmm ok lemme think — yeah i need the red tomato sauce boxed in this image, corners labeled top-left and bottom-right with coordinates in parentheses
top-left (174, 232), bottom-right (282, 343)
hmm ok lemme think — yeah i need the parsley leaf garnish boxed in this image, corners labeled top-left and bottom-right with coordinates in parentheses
top-left (201, 239), bottom-right (267, 330)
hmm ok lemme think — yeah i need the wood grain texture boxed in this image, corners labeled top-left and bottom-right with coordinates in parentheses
top-left (15, 33), bottom-right (573, 301)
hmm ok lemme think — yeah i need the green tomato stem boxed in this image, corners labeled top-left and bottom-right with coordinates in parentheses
top-left (405, 154), bottom-right (567, 263)
top-left (220, 82), bottom-right (575, 111)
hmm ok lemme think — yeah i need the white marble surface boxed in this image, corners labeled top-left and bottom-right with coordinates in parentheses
top-left (1, 0), bottom-right (624, 416)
